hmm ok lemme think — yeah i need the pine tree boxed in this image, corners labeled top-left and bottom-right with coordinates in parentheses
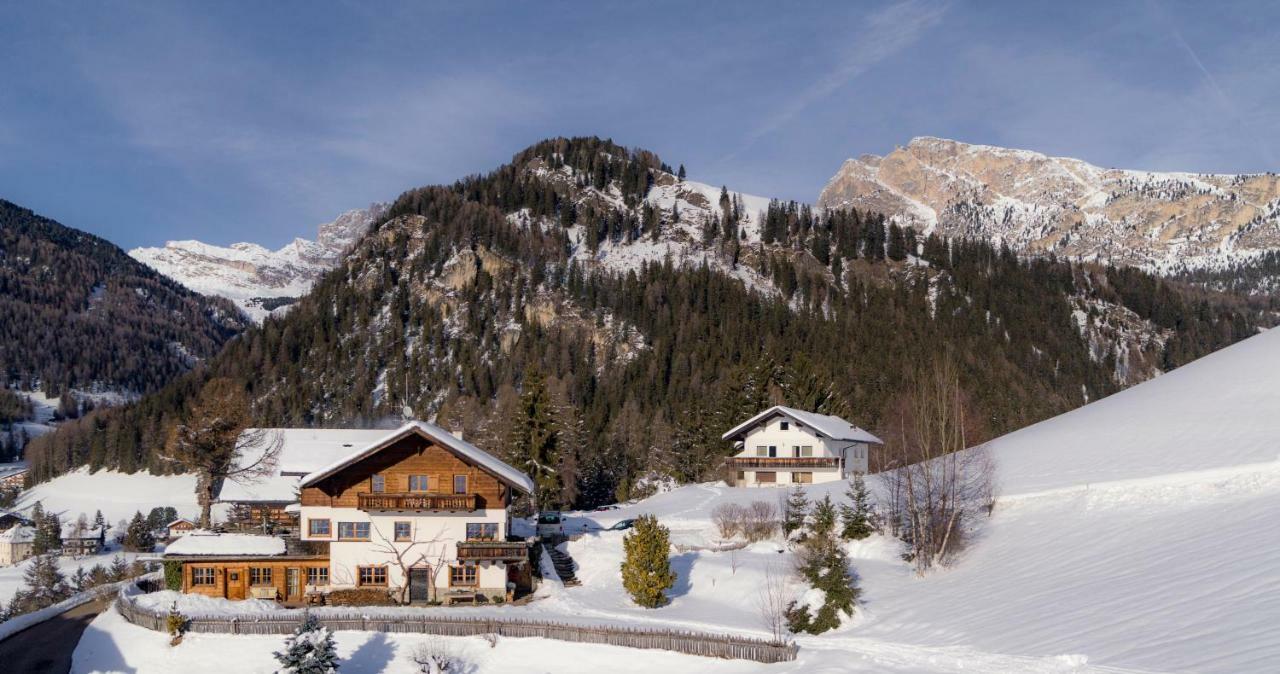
top-left (93, 509), bottom-right (106, 531)
top-left (273, 613), bottom-right (340, 674)
top-left (783, 485), bottom-right (809, 538)
top-left (677, 164), bottom-right (686, 181)
top-left (19, 554), bottom-right (70, 612)
top-left (124, 511), bottom-right (156, 552)
top-left (786, 495), bottom-right (859, 634)
top-left (108, 555), bottom-right (131, 582)
top-left (620, 514), bottom-right (675, 608)
top-left (839, 474), bottom-right (875, 541)
top-left (506, 368), bottom-right (560, 507)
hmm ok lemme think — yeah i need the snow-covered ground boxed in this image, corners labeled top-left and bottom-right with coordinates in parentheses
top-left (0, 550), bottom-right (146, 604)
top-left (68, 326), bottom-right (1280, 672)
top-left (15, 467), bottom-right (202, 526)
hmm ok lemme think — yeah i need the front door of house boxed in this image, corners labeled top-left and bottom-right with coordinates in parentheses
top-left (409, 567), bottom-right (431, 602)
top-left (286, 568), bottom-right (301, 601)
top-left (226, 568), bottom-right (246, 600)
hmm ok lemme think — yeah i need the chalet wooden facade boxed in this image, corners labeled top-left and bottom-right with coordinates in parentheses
top-left (169, 422), bottom-right (536, 606)
top-left (166, 518), bottom-right (196, 540)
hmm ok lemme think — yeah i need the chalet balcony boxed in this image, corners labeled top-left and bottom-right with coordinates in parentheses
top-left (726, 456), bottom-right (840, 470)
top-left (456, 540), bottom-right (531, 562)
top-left (357, 493), bottom-right (479, 512)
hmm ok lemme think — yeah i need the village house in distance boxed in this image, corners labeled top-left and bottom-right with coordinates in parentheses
top-left (722, 406), bottom-right (882, 487)
top-left (165, 421), bottom-right (535, 605)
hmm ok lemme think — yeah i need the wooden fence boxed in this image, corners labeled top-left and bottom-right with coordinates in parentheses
top-left (116, 585), bottom-right (798, 663)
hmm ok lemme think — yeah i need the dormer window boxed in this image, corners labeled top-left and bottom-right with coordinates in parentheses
top-left (780, 421), bottom-right (789, 431)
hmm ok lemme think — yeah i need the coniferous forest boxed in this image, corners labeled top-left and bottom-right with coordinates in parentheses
top-left (0, 200), bottom-right (246, 396)
top-left (23, 138), bottom-right (1263, 508)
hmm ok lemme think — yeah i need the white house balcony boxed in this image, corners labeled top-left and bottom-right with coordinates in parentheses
top-left (357, 493), bottom-right (479, 512)
top-left (725, 456), bottom-right (840, 470)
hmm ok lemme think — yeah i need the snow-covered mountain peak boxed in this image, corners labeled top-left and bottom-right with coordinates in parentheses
top-left (129, 203), bottom-right (387, 322)
top-left (819, 137), bottom-right (1280, 286)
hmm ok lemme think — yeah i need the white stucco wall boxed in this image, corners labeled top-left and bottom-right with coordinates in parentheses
top-left (731, 415), bottom-right (872, 486)
top-left (299, 506), bottom-right (510, 593)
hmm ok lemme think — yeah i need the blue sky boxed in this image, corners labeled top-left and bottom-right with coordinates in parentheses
top-left (2, 0), bottom-right (1278, 250)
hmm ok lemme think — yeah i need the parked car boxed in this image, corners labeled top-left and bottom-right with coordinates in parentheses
top-left (536, 511), bottom-right (564, 537)
top-left (607, 518), bottom-right (636, 531)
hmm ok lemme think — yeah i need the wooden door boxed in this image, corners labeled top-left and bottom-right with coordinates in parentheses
top-left (286, 568), bottom-right (301, 601)
top-left (226, 567), bottom-right (246, 600)
top-left (409, 567), bottom-right (431, 602)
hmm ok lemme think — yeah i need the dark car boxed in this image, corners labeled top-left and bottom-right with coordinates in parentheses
top-left (607, 518), bottom-right (637, 531)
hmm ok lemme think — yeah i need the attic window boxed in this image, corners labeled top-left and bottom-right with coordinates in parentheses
top-left (780, 421), bottom-right (789, 431)
top-left (342, 443), bottom-right (353, 447)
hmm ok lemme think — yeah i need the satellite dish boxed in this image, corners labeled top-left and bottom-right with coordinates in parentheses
top-left (401, 405), bottom-right (413, 420)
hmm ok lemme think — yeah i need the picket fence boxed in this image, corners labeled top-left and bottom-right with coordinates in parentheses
top-left (115, 586), bottom-right (798, 663)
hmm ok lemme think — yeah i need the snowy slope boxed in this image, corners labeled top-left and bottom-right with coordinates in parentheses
top-left (129, 204), bottom-right (386, 322)
top-left (15, 467), bottom-right (202, 525)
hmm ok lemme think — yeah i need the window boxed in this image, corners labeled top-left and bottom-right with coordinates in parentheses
top-left (191, 567), bottom-right (215, 586)
top-left (308, 519), bottom-right (331, 537)
top-left (306, 567), bottom-right (329, 586)
top-left (736, 471), bottom-right (745, 481)
top-left (756, 471), bottom-right (777, 483)
top-left (453, 474), bottom-right (468, 494)
top-left (466, 523), bottom-right (498, 541)
top-left (449, 565), bottom-right (477, 586)
top-left (780, 421), bottom-right (789, 430)
top-left (371, 474), bottom-right (385, 493)
top-left (769, 446), bottom-right (777, 457)
top-left (801, 446), bottom-right (813, 457)
top-left (409, 475), bottom-right (430, 492)
top-left (792, 445), bottom-right (800, 457)
top-left (338, 522), bottom-right (370, 540)
top-left (394, 521), bottom-right (412, 542)
top-left (250, 567), bottom-right (273, 586)
top-left (755, 445), bottom-right (768, 457)
top-left (792, 472), bottom-right (813, 484)
top-left (358, 566), bottom-right (387, 586)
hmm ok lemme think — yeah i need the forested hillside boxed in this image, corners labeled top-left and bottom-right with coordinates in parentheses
top-left (0, 200), bottom-right (246, 397)
top-left (23, 138), bottom-right (1259, 505)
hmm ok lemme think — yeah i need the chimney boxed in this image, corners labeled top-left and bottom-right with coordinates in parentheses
top-left (451, 427), bottom-right (465, 441)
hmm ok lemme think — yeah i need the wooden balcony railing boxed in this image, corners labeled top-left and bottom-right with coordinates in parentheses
top-left (456, 540), bottom-right (531, 562)
top-left (357, 493), bottom-right (478, 512)
top-left (726, 456), bottom-right (840, 469)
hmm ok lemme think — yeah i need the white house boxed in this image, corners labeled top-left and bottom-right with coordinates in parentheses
top-left (722, 406), bottom-right (883, 487)
top-left (0, 525), bottom-right (34, 566)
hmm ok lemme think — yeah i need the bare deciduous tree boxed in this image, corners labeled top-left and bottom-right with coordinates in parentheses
top-left (880, 355), bottom-right (996, 574)
top-left (368, 520), bottom-right (452, 604)
top-left (757, 563), bottom-right (791, 643)
top-left (160, 378), bottom-right (281, 528)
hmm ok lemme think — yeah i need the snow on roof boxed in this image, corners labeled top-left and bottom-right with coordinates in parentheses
top-left (163, 531), bottom-right (287, 557)
top-left (166, 518), bottom-right (195, 528)
top-left (216, 428), bottom-right (392, 503)
top-left (721, 406), bottom-right (884, 444)
top-left (0, 525), bottom-right (34, 543)
top-left (300, 421), bottom-right (535, 494)
top-left (60, 521), bottom-right (106, 539)
top-left (0, 462), bottom-right (27, 480)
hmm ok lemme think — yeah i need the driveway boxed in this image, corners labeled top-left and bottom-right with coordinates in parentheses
top-left (0, 597), bottom-right (113, 674)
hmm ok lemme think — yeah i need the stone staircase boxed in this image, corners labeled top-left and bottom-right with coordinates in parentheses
top-left (542, 539), bottom-right (581, 587)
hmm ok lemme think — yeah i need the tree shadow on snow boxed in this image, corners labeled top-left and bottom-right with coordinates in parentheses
top-left (342, 631), bottom-right (396, 674)
top-left (667, 551), bottom-right (697, 599)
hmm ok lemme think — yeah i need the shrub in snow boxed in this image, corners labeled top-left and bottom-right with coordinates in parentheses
top-left (711, 502), bottom-right (745, 539)
top-left (786, 496), bottom-right (860, 634)
top-left (163, 560), bottom-right (184, 591)
top-left (620, 514), bottom-right (675, 608)
top-left (273, 614), bottom-right (339, 674)
top-left (744, 500), bottom-right (779, 542)
top-left (839, 473), bottom-right (875, 541)
top-left (410, 637), bottom-right (462, 673)
top-left (166, 603), bottom-right (188, 645)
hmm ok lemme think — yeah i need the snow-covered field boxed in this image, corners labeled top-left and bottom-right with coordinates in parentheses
top-left (67, 326), bottom-right (1280, 672)
top-left (15, 467), bottom-right (202, 525)
top-left (0, 551), bottom-right (147, 604)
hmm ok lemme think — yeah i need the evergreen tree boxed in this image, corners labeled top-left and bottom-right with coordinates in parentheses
top-left (783, 485), bottom-right (809, 538)
top-left (786, 496), bottom-right (859, 634)
top-left (33, 506), bottom-right (61, 556)
top-left (620, 514), bottom-right (675, 608)
top-left (124, 511), bottom-right (156, 552)
top-left (839, 474), bottom-right (875, 541)
top-left (506, 368), bottom-right (560, 507)
top-left (17, 554), bottom-right (70, 613)
top-left (93, 509), bottom-right (106, 531)
top-left (677, 164), bottom-right (686, 181)
top-left (108, 555), bottom-right (132, 581)
top-left (273, 614), bottom-right (340, 674)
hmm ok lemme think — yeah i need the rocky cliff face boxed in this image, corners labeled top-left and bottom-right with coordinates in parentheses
top-left (818, 137), bottom-right (1280, 286)
top-left (129, 203), bottom-right (387, 321)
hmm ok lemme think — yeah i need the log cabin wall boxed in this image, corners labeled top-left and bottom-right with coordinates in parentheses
top-left (180, 558), bottom-right (330, 600)
top-left (300, 433), bottom-right (509, 510)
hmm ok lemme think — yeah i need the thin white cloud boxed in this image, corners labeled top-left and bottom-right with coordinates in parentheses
top-left (734, 0), bottom-right (947, 155)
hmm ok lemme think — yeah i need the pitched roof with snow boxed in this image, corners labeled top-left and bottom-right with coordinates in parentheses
top-left (721, 405), bottom-right (884, 444)
top-left (216, 427), bottom-right (393, 503)
top-left (162, 531), bottom-right (287, 557)
top-left (300, 421), bottom-right (535, 494)
top-left (166, 518), bottom-right (195, 528)
top-left (0, 525), bottom-right (34, 543)
top-left (60, 522), bottom-right (106, 540)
